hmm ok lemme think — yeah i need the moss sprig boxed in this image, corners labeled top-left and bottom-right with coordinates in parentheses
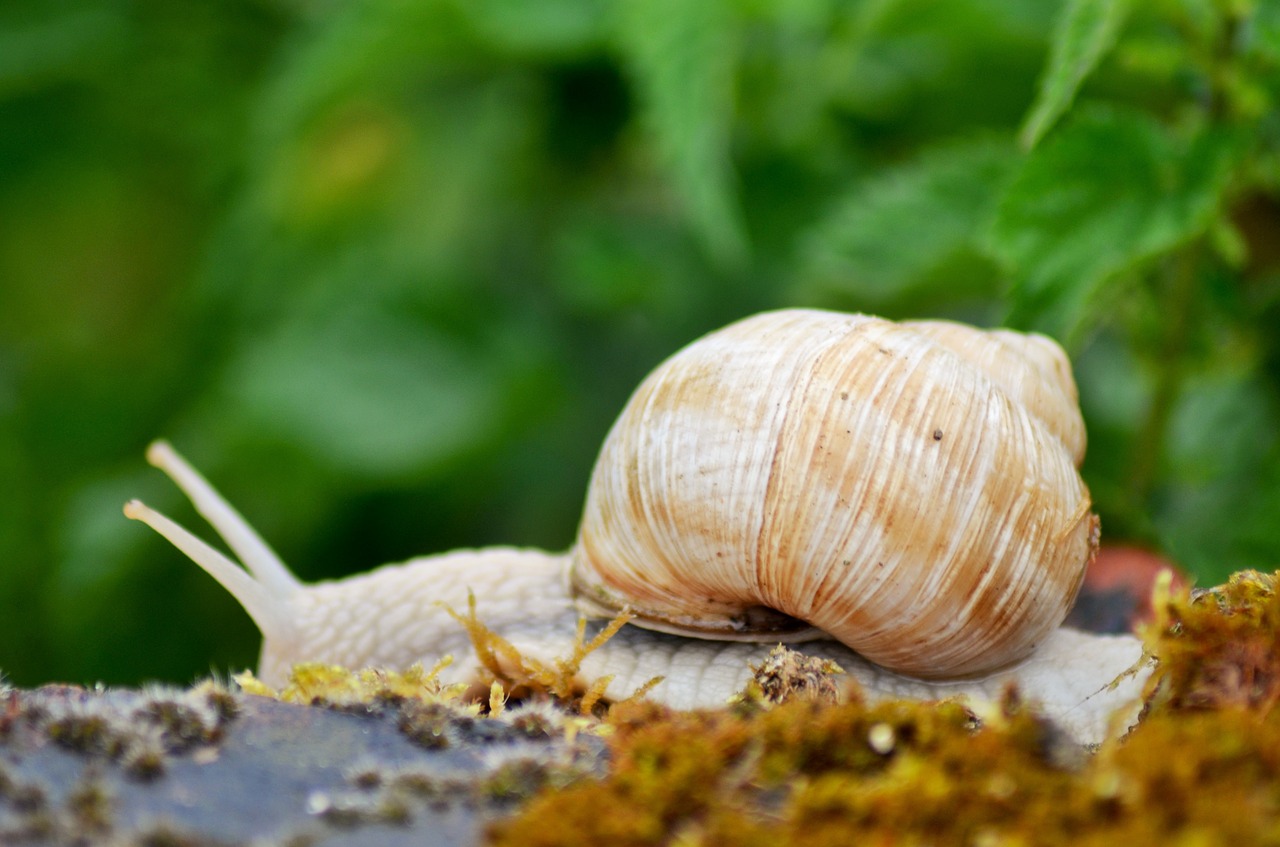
top-left (443, 592), bottom-right (663, 715)
top-left (1141, 569), bottom-right (1280, 713)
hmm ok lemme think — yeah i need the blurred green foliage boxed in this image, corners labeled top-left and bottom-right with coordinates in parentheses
top-left (1, 0), bottom-right (1278, 687)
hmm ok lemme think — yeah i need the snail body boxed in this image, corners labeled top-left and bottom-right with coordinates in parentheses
top-left (124, 309), bottom-right (1146, 744)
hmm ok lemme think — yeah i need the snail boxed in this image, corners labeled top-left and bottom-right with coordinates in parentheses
top-left (124, 309), bottom-right (1148, 743)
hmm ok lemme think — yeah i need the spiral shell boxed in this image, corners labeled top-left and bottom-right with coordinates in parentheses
top-left (569, 309), bottom-right (1097, 679)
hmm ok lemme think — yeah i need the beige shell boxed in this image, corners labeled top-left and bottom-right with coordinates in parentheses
top-left (569, 309), bottom-right (1097, 679)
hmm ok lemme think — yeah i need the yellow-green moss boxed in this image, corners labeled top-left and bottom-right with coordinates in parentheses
top-left (489, 695), bottom-right (1280, 846)
top-left (234, 658), bottom-right (473, 709)
top-left (483, 569), bottom-right (1280, 847)
top-left (1141, 569), bottom-right (1280, 713)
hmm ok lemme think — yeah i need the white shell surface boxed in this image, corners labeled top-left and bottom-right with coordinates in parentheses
top-left (570, 309), bottom-right (1095, 678)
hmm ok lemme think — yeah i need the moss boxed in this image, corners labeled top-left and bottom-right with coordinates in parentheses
top-left (240, 599), bottom-right (664, 724)
top-left (741, 645), bottom-right (845, 705)
top-left (488, 695), bottom-right (1280, 846)
top-left (0, 690), bottom-right (17, 742)
top-left (233, 654), bottom-right (610, 827)
top-left (65, 771), bottom-right (113, 834)
top-left (234, 658), bottom-right (470, 710)
top-left (199, 569), bottom-right (1280, 844)
top-left (505, 703), bottom-right (569, 741)
top-left (29, 683), bottom-right (238, 782)
top-left (485, 569), bottom-right (1280, 847)
top-left (0, 811), bottom-right (55, 843)
top-left (7, 569), bottom-right (1278, 843)
top-left (192, 681), bottom-right (239, 724)
top-left (233, 606), bottom-right (652, 752)
top-left (4, 778), bottom-right (47, 813)
top-left (486, 695), bottom-right (995, 847)
top-left (396, 701), bottom-right (458, 750)
top-left (443, 595), bottom-right (661, 715)
top-left (304, 787), bottom-right (414, 829)
top-left (333, 756), bottom-right (591, 819)
top-left (1141, 569), bottom-right (1280, 712)
top-left (126, 823), bottom-right (237, 847)
top-left (381, 769), bottom-right (471, 804)
top-left (45, 712), bottom-right (124, 757)
top-left (479, 758), bottom-right (567, 805)
top-left (121, 735), bottom-right (168, 780)
top-left (133, 700), bottom-right (216, 751)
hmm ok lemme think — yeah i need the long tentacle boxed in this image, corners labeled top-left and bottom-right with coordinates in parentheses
top-left (145, 441), bottom-right (300, 597)
top-left (124, 499), bottom-right (296, 644)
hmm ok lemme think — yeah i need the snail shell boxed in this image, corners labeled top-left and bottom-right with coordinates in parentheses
top-left (570, 310), bottom-right (1097, 678)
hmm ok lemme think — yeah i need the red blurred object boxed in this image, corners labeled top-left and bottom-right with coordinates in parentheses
top-left (1065, 545), bottom-right (1188, 634)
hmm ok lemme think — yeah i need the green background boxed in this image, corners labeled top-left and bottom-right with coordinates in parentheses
top-left (2, 0), bottom-right (1278, 687)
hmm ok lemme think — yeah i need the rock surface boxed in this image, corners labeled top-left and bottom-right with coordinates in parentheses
top-left (0, 683), bottom-right (602, 846)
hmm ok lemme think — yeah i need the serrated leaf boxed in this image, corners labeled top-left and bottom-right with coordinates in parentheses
top-left (614, 0), bottom-right (748, 266)
top-left (794, 138), bottom-right (1016, 305)
top-left (1019, 0), bottom-right (1131, 150)
top-left (990, 109), bottom-right (1239, 339)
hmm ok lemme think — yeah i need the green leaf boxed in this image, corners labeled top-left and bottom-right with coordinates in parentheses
top-left (1154, 371), bottom-right (1280, 583)
top-left (0, 8), bottom-right (125, 94)
top-left (252, 0), bottom-right (476, 154)
top-left (793, 138), bottom-right (1016, 306)
top-left (1019, 0), bottom-right (1131, 150)
top-left (1252, 0), bottom-right (1280, 63)
top-left (221, 307), bottom-right (508, 480)
top-left (451, 0), bottom-right (611, 54)
top-left (989, 108), bottom-right (1240, 339)
top-left (614, 0), bottom-right (748, 266)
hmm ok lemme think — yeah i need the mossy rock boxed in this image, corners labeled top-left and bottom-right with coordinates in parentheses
top-left (5, 571), bottom-right (1280, 846)
top-left (0, 672), bottom-right (604, 846)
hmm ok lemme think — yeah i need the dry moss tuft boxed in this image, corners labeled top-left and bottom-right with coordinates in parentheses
top-left (444, 593), bottom-right (663, 715)
top-left (740, 645), bottom-right (845, 705)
